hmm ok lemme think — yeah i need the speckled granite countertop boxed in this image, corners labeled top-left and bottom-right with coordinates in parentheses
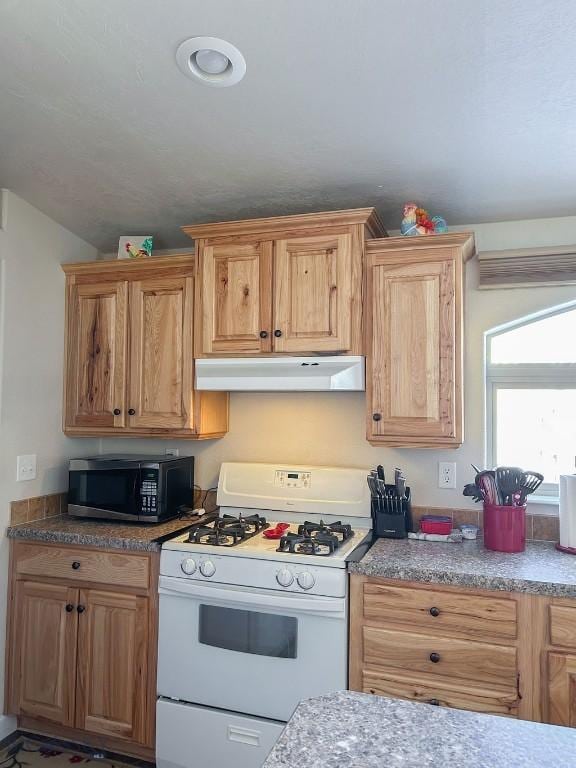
top-left (6, 514), bottom-right (206, 551)
top-left (349, 537), bottom-right (576, 597)
top-left (263, 692), bottom-right (576, 768)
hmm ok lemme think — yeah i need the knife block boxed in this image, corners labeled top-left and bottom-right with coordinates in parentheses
top-left (371, 486), bottom-right (412, 539)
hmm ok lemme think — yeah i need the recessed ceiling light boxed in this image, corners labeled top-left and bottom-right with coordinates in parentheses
top-left (176, 36), bottom-right (246, 87)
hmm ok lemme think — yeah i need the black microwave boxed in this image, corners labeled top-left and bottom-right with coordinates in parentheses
top-left (68, 454), bottom-right (195, 523)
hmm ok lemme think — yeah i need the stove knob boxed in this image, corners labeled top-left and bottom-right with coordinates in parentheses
top-left (181, 558), bottom-right (197, 575)
top-left (200, 560), bottom-right (216, 578)
top-left (276, 568), bottom-right (294, 587)
top-left (297, 571), bottom-right (315, 590)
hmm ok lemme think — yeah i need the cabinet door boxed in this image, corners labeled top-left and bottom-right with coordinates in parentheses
top-left (273, 233), bottom-right (353, 353)
top-left (76, 589), bottom-right (148, 743)
top-left (65, 280), bottom-right (128, 429)
top-left (10, 581), bottom-right (78, 725)
top-left (548, 652), bottom-right (576, 726)
top-left (369, 253), bottom-right (461, 445)
top-left (128, 276), bottom-right (193, 430)
top-left (197, 240), bottom-right (273, 354)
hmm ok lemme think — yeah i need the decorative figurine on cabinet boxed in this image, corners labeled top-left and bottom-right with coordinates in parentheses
top-left (401, 203), bottom-right (448, 236)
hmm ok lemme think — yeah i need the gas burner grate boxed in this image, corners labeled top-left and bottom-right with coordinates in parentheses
top-left (187, 513), bottom-right (269, 546)
top-left (277, 531), bottom-right (339, 557)
top-left (298, 520), bottom-right (353, 543)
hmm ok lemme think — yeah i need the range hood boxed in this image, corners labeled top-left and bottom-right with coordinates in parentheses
top-left (195, 356), bottom-right (365, 392)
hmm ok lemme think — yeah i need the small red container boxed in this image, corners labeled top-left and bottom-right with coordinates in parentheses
top-left (483, 504), bottom-right (526, 553)
top-left (420, 515), bottom-right (452, 535)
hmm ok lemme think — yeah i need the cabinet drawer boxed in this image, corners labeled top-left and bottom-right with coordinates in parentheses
top-left (14, 543), bottom-right (150, 590)
top-left (362, 668), bottom-right (519, 717)
top-left (363, 626), bottom-right (517, 688)
top-left (363, 582), bottom-right (517, 640)
top-left (550, 605), bottom-right (576, 648)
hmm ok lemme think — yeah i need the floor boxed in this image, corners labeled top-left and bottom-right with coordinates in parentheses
top-left (0, 732), bottom-right (155, 768)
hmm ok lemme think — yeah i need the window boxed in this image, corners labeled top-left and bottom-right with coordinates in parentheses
top-left (486, 302), bottom-right (576, 499)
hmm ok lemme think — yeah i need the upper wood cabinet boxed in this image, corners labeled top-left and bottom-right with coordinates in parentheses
top-left (366, 233), bottom-right (475, 448)
top-left (62, 255), bottom-right (228, 439)
top-left (183, 209), bottom-right (386, 357)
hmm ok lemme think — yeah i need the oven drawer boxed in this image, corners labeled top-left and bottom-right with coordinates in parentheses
top-left (363, 581), bottom-right (517, 640)
top-left (14, 542), bottom-right (150, 590)
top-left (363, 626), bottom-right (518, 688)
top-left (362, 668), bottom-right (519, 717)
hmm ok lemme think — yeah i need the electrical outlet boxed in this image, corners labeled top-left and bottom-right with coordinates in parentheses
top-left (17, 454), bottom-right (37, 482)
top-left (438, 461), bottom-right (457, 489)
top-left (165, 448), bottom-right (179, 457)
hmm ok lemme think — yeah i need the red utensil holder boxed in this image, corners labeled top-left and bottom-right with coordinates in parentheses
top-left (483, 504), bottom-right (526, 553)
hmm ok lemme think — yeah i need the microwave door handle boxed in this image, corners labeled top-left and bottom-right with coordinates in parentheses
top-left (158, 576), bottom-right (345, 617)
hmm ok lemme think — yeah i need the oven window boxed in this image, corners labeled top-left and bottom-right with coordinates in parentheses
top-left (199, 605), bottom-right (297, 659)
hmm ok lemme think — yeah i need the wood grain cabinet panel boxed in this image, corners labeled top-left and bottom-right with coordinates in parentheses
top-left (129, 276), bottom-right (193, 429)
top-left (547, 653), bottom-right (576, 726)
top-left (363, 625), bottom-right (518, 688)
top-left (64, 280), bottom-right (127, 430)
top-left (197, 241), bottom-right (273, 355)
top-left (62, 255), bottom-right (228, 438)
top-left (366, 233), bottom-right (475, 447)
top-left (75, 590), bottom-right (148, 742)
top-left (363, 582), bottom-right (517, 640)
top-left (550, 605), bottom-right (576, 648)
top-left (273, 233), bottom-right (353, 353)
top-left (9, 581), bottom-right (78, 726)
top-left (362, 668), bottom-right (519, 717)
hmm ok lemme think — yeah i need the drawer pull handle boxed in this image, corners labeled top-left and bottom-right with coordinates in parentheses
top-left (77, 605), bottom-right (86, 614)
top-left (429, 652), bottom-right (441, 663)
top-left (128, 408), bottom-right (136, 416)
top-left (274, 329), bottom-right (282, 338)
top-left (428, 698), bottom-right (440, 706)
top-left (72, 561), bottom-right (81, 570)
top-left (372, 413), bottom-right (382, 422)
top-left (65, 603), bottom-right (74, 613)
top-left (259, 331), bottom-right (268, 339)
top-left (113, 408), bottom-right (121, 416)
top-left (429, 606), bottom-right (441, 617)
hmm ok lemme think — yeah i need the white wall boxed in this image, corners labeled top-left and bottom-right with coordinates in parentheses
top-left (102, 214), bottom-right (576, 513)
top-left (0, 190), bottom-right (98, 732)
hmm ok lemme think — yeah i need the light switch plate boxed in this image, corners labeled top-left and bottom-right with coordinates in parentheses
top-left (17, 454), bottom-right (37, 482)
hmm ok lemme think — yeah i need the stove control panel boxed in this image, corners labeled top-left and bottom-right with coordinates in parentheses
top-left (275, 469), bottom-right (311, 489)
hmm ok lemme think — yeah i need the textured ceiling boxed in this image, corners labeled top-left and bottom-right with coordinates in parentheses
top-left (0, 0), bottom-right (575, 251)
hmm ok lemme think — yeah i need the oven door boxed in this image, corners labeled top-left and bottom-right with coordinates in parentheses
top-left (68, 465), bottom-right (141, 519)
top-left (157, 576), bottom-right (347, 722)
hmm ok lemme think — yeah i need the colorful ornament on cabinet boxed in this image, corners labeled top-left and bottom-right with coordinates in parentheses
top-left (401, 203), bottom-right (447, 236)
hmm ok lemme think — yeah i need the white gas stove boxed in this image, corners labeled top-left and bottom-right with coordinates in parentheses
top-left (156, 462), bottom-right (372, 768)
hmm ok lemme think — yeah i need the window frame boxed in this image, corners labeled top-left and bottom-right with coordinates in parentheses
top-left (485, 302), bottom-right (576, 502)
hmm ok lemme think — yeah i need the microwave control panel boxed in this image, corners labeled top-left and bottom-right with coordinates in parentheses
top-left (274, 470), bottom-right (311, 489)
top-left (140, 469), bottom-right (158, 513)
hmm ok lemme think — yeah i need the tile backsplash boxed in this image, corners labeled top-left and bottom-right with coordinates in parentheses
top-left (10, 492), bottom-right (68, 525)
top-left (412, 506), bottom-right (559, 542)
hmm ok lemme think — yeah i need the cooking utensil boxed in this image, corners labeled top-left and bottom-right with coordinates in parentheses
top-left (495, 466), bottom-right (524, 505)
top-left (517, 471), bottom-right (544, 505)
top-left (377, 465), bottom-right (385, 483)
top-left (471, 463), bottom-right (482, 474)
top-left (475, 470), bottom-right (499, 505)
top-left (463, 483), bottom-right (483, 503)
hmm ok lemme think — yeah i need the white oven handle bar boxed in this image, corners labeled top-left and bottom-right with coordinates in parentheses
top-left (158, 575), bottom-right (346, 617)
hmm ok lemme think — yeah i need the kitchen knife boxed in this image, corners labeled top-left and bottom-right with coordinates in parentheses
top-left (377, 465), bottom-right (385, 483)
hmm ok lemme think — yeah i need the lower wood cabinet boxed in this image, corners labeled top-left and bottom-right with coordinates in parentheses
top-left (350, 575), bottom-right (576, 728)
top-left (6, 541), bottom-right (158, 761)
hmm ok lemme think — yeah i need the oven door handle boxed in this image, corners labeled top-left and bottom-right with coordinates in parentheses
top-left (158, 576), bottom-right (346, 616)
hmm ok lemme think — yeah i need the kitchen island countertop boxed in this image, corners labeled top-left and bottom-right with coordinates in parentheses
top-left (349, 536), bottom-right (576, 598)
top-left (6, 513), bottom-right (205, 551)
top-left (263, 691), bottom-right (576, 768)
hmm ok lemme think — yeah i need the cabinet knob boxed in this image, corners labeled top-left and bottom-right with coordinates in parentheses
top-left (372, 413), bottom-right (382, 422)
top-left (77, 605), bottom-right (86, 614)
top-left (429, 652), bottom-right (441, 663)
top-left (72, 561), bottom-right (81, 570)
top-left (113, 408), bottom-right (121, 416)
top-left (428, 698), bottom-right (440, 706)
top-left (259, 331), bottom-right (268, 339)
top-left (65, 603), bottom-right (74, 613)
top-left (429, 606), bottom-right (441, 617)
top-left (274, 329), bottom-right (282, 338)
top-left (128, 408), bottom-right (136, 416)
